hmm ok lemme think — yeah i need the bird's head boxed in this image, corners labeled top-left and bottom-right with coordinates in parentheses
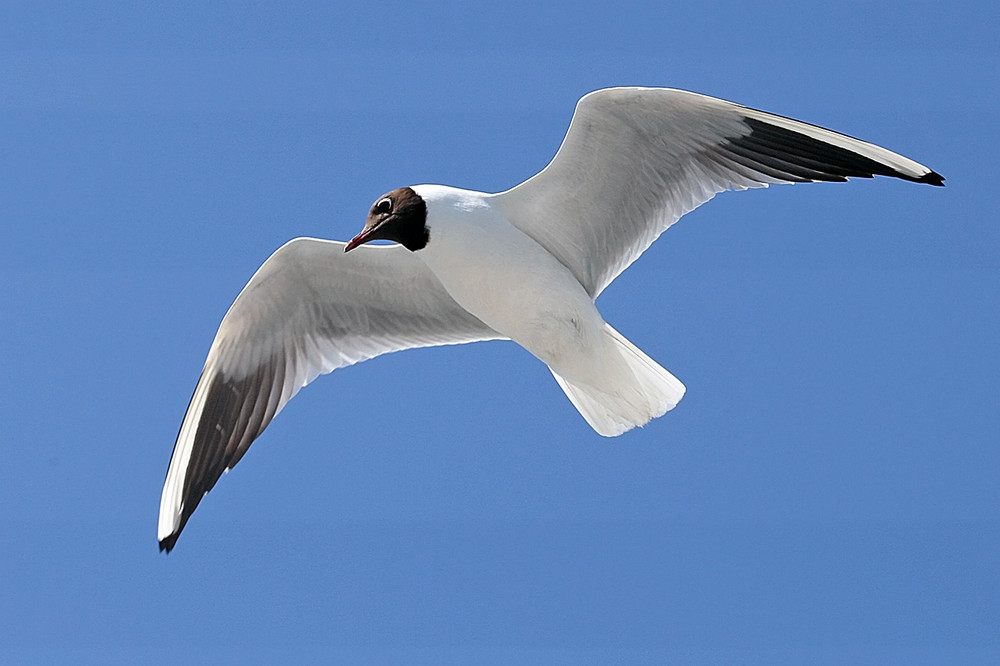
top-left (345, 187), bottom-right (429, 252)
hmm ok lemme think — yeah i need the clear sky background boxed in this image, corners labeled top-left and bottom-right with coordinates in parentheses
top-left (1, 1), bottom-right (996, 663)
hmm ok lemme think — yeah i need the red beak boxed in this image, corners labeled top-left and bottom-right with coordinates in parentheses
top-left (344, 228), bottom-right (374, 252)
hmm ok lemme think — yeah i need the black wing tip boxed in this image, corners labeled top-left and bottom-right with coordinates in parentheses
top-left (736, 116), bottom-right (945, 187)
top-left (157, 365), bottom-right (273, 555)
top-left (159, 532), bottom-right (180, 553)
top-left (916, 170), bottom-right (945, 186)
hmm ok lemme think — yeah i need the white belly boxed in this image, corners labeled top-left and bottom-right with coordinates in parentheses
top-left (415, 200), bottom-right (609, 381)
top-left (408, 185), bottom-right (685, 437)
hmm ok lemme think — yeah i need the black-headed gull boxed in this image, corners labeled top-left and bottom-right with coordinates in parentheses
top-left (159, 87), bottom-right (942, 551)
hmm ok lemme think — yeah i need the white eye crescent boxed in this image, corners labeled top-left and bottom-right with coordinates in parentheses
top-left (374, 198), bottom-right (392, 215)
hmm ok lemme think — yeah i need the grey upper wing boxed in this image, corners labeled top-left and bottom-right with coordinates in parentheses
top-left (493, 87), bottom-right (943, 297)
top-left (158, 238), bottom-right (500, 550)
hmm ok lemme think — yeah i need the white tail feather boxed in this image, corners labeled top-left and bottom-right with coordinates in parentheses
top-left (551, 324), bottom-right (685, 436)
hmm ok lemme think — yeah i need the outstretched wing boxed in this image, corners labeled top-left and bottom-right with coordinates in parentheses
top-left (158, 238), bottom-right (500, 551)
top-left (495, 87), bottom-right (943, 297)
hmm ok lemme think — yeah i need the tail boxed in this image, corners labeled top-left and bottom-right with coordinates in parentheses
top-left (550, 324), bottom-right (686, 437)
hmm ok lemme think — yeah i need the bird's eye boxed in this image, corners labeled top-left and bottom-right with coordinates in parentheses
top-left (374, 198), bottom-right (393, 215)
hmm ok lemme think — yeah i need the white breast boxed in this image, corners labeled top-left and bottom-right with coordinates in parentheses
top-left (412, 185), bottom-right (607, 373)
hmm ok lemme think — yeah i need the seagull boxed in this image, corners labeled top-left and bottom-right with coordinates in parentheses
top-left (158, 87), bottom-right (943, 551)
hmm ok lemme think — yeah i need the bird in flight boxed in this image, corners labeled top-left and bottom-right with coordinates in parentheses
top-left (158, 87), bottom-right (943, 551)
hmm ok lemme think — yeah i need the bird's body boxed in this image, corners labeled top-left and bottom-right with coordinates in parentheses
top-left (411, 184), bottom-right (684, 435)
top-left (158, 87), bottom-right (943, 551)
top-left (414, 186), bottom-right (608, 385)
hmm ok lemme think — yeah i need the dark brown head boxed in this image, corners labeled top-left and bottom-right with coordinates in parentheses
top-left (345, 187), bottom-right (429, 252)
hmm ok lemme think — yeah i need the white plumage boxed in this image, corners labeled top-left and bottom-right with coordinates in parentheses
top-left (158, 87), bottom-right (942, 551)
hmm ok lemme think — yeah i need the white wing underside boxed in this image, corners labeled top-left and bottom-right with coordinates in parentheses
top-left (158, 239), bottom-right (501, 549)
top-left (494, 87), bottom-right (941, 297)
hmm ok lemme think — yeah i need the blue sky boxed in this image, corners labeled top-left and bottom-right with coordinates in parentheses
top-left (1, 1), bottom-right (996, 663)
